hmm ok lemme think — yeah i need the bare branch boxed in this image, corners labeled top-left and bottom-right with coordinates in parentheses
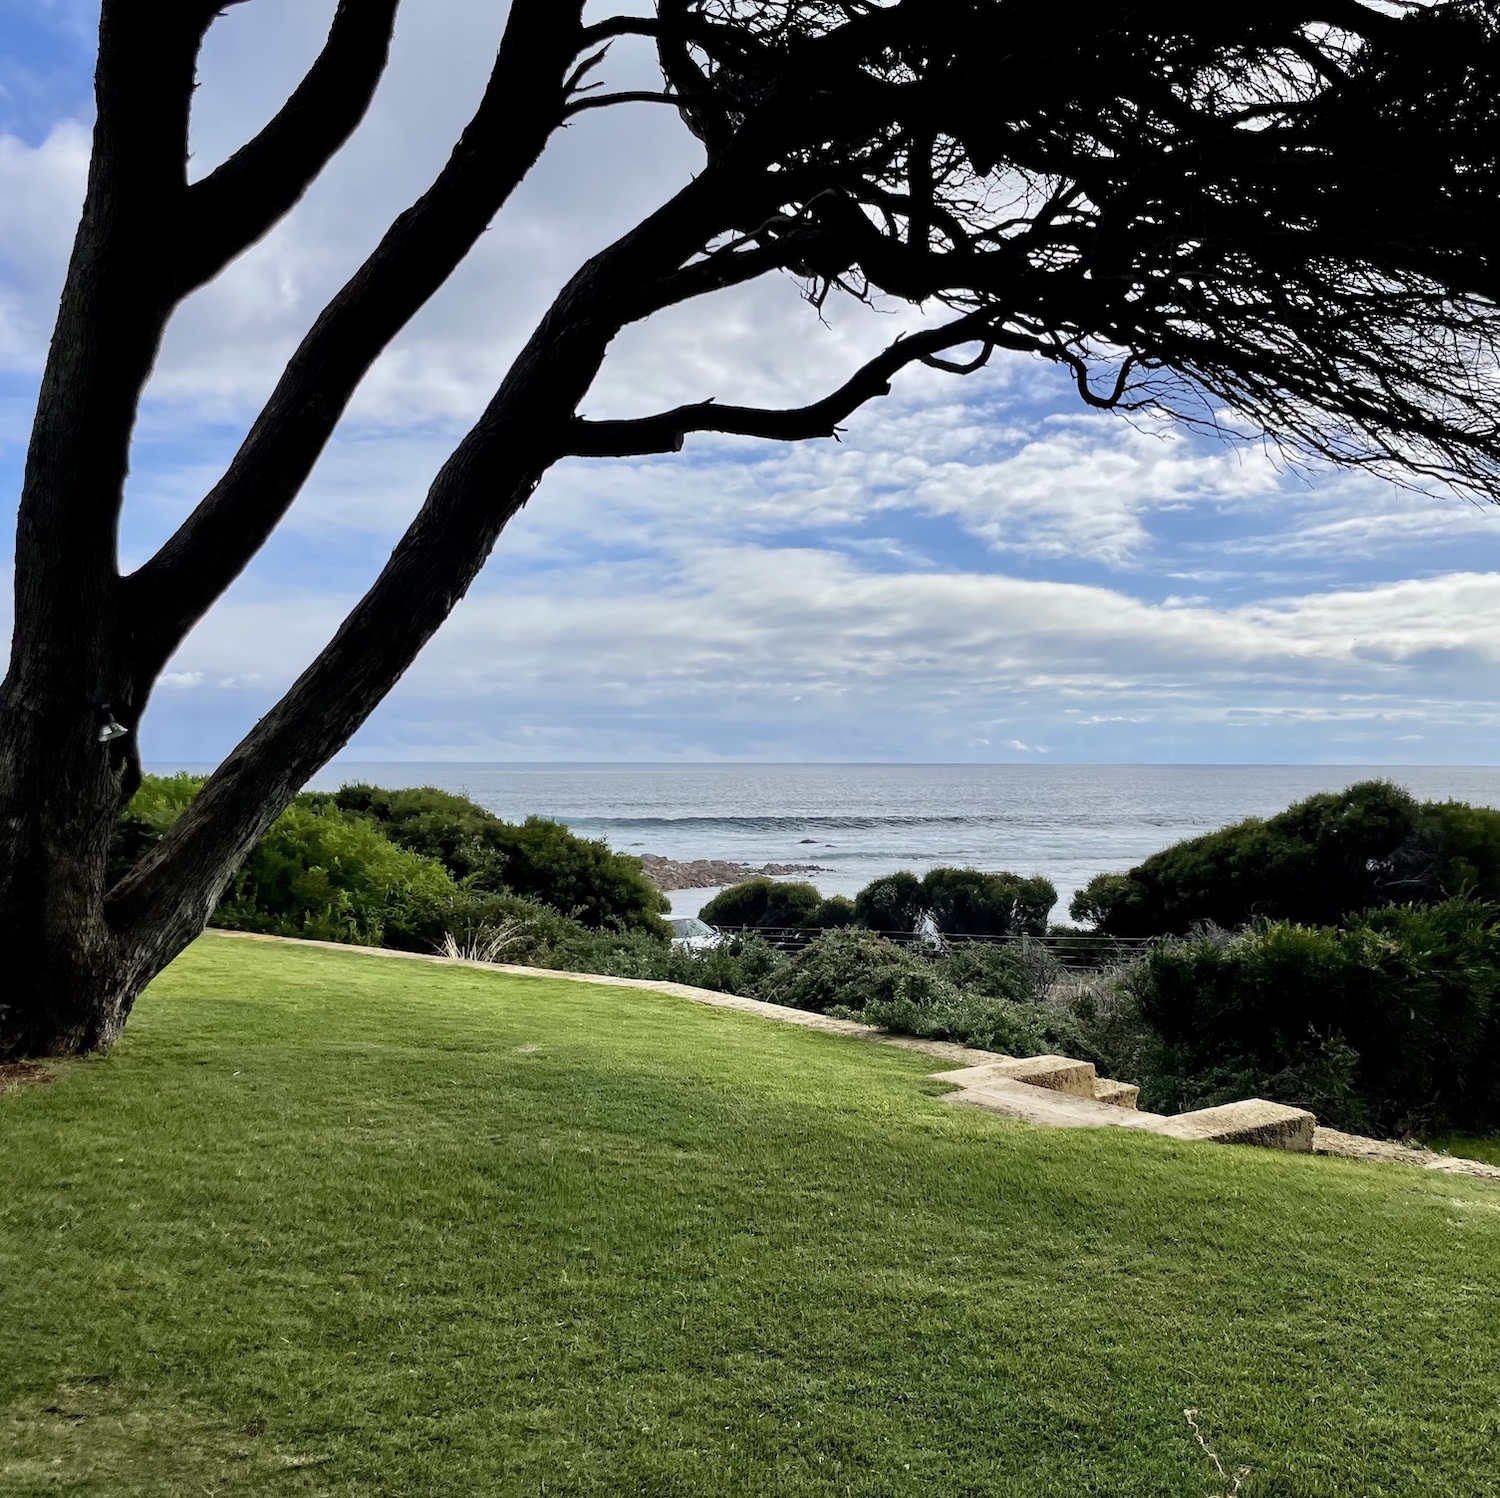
top-left (125, 1), bottom-right (594, 678)
top-left (181, 0), bottom-right (402, 292)
top-left (1048, 342), bottom-right (1140, 409)
top-left (563, 90), bottom-right (679, 119)
top-left (564, 314), bottom-right (1020, 457)
top-left (921, 343), bottom-right (995, 375)
top-left (578, 16), bottom-right (660, 48)
top-left (108, 161), bottom-right (766, 944)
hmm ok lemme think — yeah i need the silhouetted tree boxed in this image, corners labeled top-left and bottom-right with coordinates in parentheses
top-left (8, 0), bottom-right (1500, 1056)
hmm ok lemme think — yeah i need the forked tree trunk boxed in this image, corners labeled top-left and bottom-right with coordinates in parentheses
top-left (0, 0), bottom-right (588, 1059)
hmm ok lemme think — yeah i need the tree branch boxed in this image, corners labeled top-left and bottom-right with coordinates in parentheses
top-left (125, 0), bottom-right (591, 679)
top-left (578, 16), bottom-right (659, 48)
top-left (107, 156), bottom-right (753, 949)
top-left (563, 90), bottom-right (679, 119)
top-left (564, 313), bottom-right (1021, 456)
top-left (180, 0), bottom-right (402, 292)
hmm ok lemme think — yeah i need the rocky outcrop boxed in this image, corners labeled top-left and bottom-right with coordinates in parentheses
top-left (637, 854), bottom-right (831, 892)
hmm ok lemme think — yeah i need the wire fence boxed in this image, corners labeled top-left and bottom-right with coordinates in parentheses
top-left (711, 924), bottom-right (1154, 967)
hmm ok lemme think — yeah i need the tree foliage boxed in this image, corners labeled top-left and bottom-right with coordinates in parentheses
top-left (1071, 781), bottom-right (1500, 937)
top-left (852, 871), bottom-right (927, 933)
top-left (919, 867), bottom-right (1056, 937)
top-left (111, 776), bottom-right (667, 946)
top-left (215, 803), bottom-right (465, 950)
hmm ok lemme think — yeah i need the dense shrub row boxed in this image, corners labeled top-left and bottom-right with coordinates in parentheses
top-left (1052, 781), bottom-right (1500, 1137)
top-left (112, 775), bottom-right (668, 950)
top-left (702, 865), bottom-right (1057, 937)
top-left (1073, 899), bottom-right (1500, 1137)
top-left (696, 878), bottom-right (857, 931)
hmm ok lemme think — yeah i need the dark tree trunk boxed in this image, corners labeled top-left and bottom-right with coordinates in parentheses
top-left (0, 0), bottom-right (600, 1059)
top-left (0, 6), bottom-right (207, 1056)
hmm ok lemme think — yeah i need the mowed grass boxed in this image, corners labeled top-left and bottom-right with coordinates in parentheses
top-left (4, 937), bottom-right (1500, 1496)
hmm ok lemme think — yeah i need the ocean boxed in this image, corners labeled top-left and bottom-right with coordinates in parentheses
top-left (270, 763), bottom-right (1500, 919)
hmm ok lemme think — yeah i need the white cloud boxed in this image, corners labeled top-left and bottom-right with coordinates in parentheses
top-left (147, 551), bottom-right (1500, 761)
top-left (0, 121), bottom-right (88, 368)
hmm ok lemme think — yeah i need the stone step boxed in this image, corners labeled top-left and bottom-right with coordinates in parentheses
top-left (1092, 1078), bottom-right (1140, 1110)
top-left (938, 1069), bottom-right (1315, 1154)
top-left (950, 1079), bottom-right (1168, 1132)
top-left (931, 1054), bottom-right (1098, 1098)
top-left (1157, 1100), bottom-right (1315, 1153)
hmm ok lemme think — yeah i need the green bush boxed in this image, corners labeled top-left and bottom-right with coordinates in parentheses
top-left (1066, 873), bottom-right (1132, 932)
top-left (337, 785), bottom-right (667, 935)
top-left (856, 990), bottom-right (1076, 1059)
top-left (1070, 781), bottom-right (1500, 938)
top-left (215, 803), bottom-right (467, 950)
top-left (1070, 780), bottom-right (1427, 936)
top-left (456, 905), bottom-right (783, 995)
top-left (1409, 799), bottom-right (1500, 904)
top-left (934, 942), bottom-right (1034, 1002)
top-left (849, 867), bottom-right (1055, 937)
top-left (700, 877), bottom-right (823, 929)
top-left (1123, 900), bottom-right (1500, 1133)
top-left (107, 772), bottom-right (204, 884)
top-left (333, 784), bottom-right (511, 885)
top-left (852, 871), bottom-right (926, 933)
top-left (581, 930), bottom-right (784, 994)
top-left (920, 867), bottom-right (1056, 937)
top-left (759, 929), bottom-right (955, 1014)
top-left (111, 775), bottom-right (668, 953)
top-left (814, 894), bottom-right (859, 928)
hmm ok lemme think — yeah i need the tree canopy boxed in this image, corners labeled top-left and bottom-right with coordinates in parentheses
top-left (1071, 781), bottom-right (1500, 937)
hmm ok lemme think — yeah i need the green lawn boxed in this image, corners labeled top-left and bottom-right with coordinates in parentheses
top-left (4, 936), bottom-right (1500, 1496)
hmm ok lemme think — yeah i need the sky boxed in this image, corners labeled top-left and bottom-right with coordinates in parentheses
top-left (6, 1), bottom-right (1500, 766)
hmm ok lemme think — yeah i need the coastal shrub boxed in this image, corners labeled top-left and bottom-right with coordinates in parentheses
top-left (814, 894), bottom-right (859, 928)
top-left (107, 771), bottom-right (204, 883)
top-left (1066, 873), bottom-right (1132, 932)
top-left (700, 877), bottom-right (823, 930)
top-left (857, 990), bottom-right (1080, 1059)
top-left (1069, 780), bottom-right (1427, 936)
top-left (111, 775), bottom-right (667, 952)
top-left (337, 785), bottom-right (668, 934)
top-left (462, 908), bottom-right (781, 994)
top-left (760, 930), bottom-right (954, 1014)
top-left (1408, 798), bottom-right (1500, 904)
top-left (333, 784), bottom-right (510, 885)
top-left (489, 814), bottom-right (668, 934)
top-left (215, 803), bottom-right (467, 949)
top-left (852, 871), bottom-right (926, 933)
top-left (920, 867), bottom-right (1056, 937)
top-left (934, 942), bottom-right (1034, 1002)
top-left (848, 867), bottom-right (1056, 937)
top-left (760, 929), bottom-right (1085, 1057)
top-left (585, 930), bottom-right (783, 993)
top-left (1122, 900), bottom-right (1500, 1134)
top-left (111, 776), bottom-right (473, 949)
